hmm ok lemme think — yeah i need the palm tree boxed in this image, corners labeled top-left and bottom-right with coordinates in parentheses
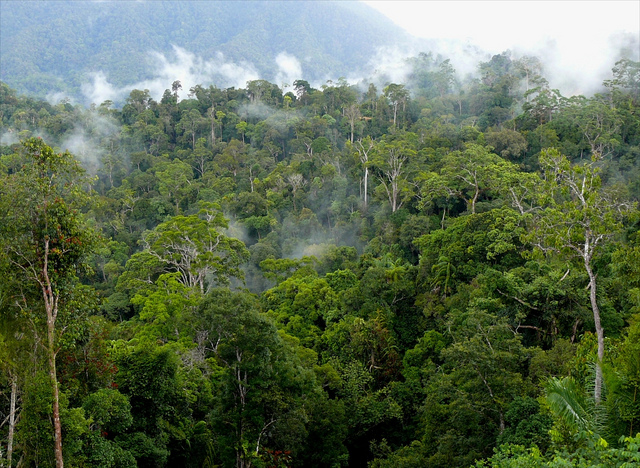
top-left (545, 375), bottom-right (608, 448)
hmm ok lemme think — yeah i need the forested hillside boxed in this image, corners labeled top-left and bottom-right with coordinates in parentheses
top-left (1, 51), bottom-right (640, 467)
top-left (0, 0), bottom-right (405, 101)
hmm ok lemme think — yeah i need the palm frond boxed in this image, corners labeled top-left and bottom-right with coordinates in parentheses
top-left (546, 376), bottom-right (593, 432)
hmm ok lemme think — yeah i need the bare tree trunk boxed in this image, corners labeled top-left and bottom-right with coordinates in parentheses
top-left (391, 179), bottom-right (398, 212)
top-left (42, 241), bottom-right (64, 468)
top-left (6, 373), bottom-right (18, 467)
top-left (586, 260), bottom-right (604, 403)
top-left (364, 166), bottom-right (368, 209)
top-left (471, 185), bottom-right (479, 214)
top-left (48, 328), bottom-right (64, 468)
top-left (208, 106), bottom-right (216, 144)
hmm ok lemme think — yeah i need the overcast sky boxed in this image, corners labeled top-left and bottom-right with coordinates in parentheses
top-left (362, 0), bottom-right (640, 93)
top-left (363, 1), bottom-right (639, 48)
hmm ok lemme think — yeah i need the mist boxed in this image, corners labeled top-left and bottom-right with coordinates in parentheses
top-left (81, 45), bottom-right (262, 106)
top-left (274, 52), bottom-right (304, 89)
top-left (78, 26), bottom-right (638, 111)
top-left (364, 0), bottom-right (639, 97)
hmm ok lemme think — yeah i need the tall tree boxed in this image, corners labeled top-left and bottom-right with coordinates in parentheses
top-left (439, 144), bottom-right (515, 214)
top-left (0, 138), bottom-right (97, 468)
top-left (344, 103), bottom-right (361, 144)
top-left (371, 137), bottom-right (415, 212)
top-left (352, 137), bottom-right (375, 209)
top-left (565, 94), bottom-right (622, 159)
top-left (383, 84), bottom-right (409, 129)
top-left (527, 148), bottom-right (636, 402)
top-left (138, 203), bottom-right (249, 293)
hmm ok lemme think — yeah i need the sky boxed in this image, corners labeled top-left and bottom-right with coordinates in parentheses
top-left (362, 0), bottom-right (640, 93)
top-left (363, 1), bottom-right (639, 50)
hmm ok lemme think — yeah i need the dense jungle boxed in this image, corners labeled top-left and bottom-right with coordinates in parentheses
top-left (1, 50), bottom-right (640, 467)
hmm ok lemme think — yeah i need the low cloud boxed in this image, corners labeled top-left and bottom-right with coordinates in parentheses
top-left (82, 72), bottom-right (120, 105)
top-left (274, 52), bottom-right (303, 89)
top-left (0, 131), bottom-right (19, 146)
top-left (357, 28), bottom-right (639, 99)
top-left (79, 31), bottom-right (639, 110)
top-left (46, 91), bottom-right (74, 106)
top-left (81, 45), bottom-right (262, 105)
top-left (59, 112), bottom-right (121, 173)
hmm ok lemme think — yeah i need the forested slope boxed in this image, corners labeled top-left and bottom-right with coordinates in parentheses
top-left (1, 52), bottom-right (640, 467)
top-left (0, 0), bottom-right (405, 100)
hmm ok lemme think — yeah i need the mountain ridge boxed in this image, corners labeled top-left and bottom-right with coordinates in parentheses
top-left (0, 0), bottom-right (408, 102)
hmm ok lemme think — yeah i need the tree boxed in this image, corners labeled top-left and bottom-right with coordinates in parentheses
top-left (156, 159), bottom-right (194, 215)
top-left (176, 109), bottom-right (204, 149)
top-left (371, 137), bottom-right (416, 213)
top-left (604, 58), bottom-right (640, 103)
top-left (344, 103), bottom-right (361, 143)
top-left (545, 376), bottom-right (606, 447)
top-left (565, 95), bottom-right (622, 159)
top-left (138, 203), bottom-right (249, 294)
top-left (383, 84), bottom-right (409, 129)
top-left (439, 144), bottom-right (516, 214)
top-left (485, 128), bottom-right (528, 161)
top-left (197, 289), bottom-right (311, 468)
top-left (0, 138), bottom-right (97, 468)
top-left (433, 59), bottom-right (456, 98)
top-left (352, 137), bottom-right (374, 209)
top-left (513, 55), bottom-right (546, 97)
top-left (218, 139), bottom-right (247, 177)
top-left (246, 80), bottom-right (282, 106)
top-left (188, 137), bottom-right (214, 178)
top-left (0, 298), bottom-right (30, 468)
top-left (527, 148), bottom-right (636, 402)
top-left (131, 272), bottom-right (201, 342)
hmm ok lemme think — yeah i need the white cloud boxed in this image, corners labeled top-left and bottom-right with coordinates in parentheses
top-left (80, 45), bottom-right (262, 105)
top-left (82, 72), bottom-right (120, 105)
top-left (362, 0), bottom-right (640, 95)
top-left (131, 46), bottom-right (261, 100)
top-left (274, 52), bottom-right (303, 88)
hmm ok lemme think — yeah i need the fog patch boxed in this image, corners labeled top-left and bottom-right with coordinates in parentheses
top-left (60, 129), bottom-right (101, 173)
top-left (351, 39), bottom-right (488, 92)
top-left (224, 217), bottom-right (251, 246)
top-left (237, 102), bottom-right (276, 121)
top-left (82, 71), bottom-right (120, 105)
top-left (58, 111), bottom-right (121, 174)
top-left (135, 46), bottom-right (260, 99)
top-left (507, 30), bottom-right (639, 97)
top-left (45, 91), bottom-right (74, 106)
top-left (80, 45), bottom-right (261, 106)
top-left (0, 131), bottom-right (19, 145)
top-left (274, 52), bottom-right (303, 88)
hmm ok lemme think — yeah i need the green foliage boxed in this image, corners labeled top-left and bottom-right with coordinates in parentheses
top-left (497, 397), bottom-right (553, 450)
top-left (0, 137), bottom-right (101, 467)
top-left (131, 272), bottom-right (201, 342)
top-left (416, 208), bottom-right (527, 290)
top-left (83, 388), bottom-right (133, 435)
top-left (15, 372), bottom-right (57, 467)
top-left (475, 434), bottom-right (640, 467)
top-left (0, 138), bottom-right (98, 283)
top-left (1, 54), bottom-right (639, 468)
top-left (133, 203), bottom-right (249, 293)
top-left (197, 289), bottom-right (315, 467)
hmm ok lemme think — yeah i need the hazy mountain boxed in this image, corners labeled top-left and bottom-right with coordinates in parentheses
top-left (0, 0), bottom-right (408, 103)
